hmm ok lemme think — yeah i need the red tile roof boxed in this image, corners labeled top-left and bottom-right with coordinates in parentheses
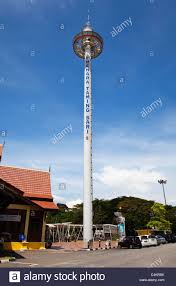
top-left (0, 144), bottom-right (3, 161)
top-left (0, 165), bottom-right (53, 199)
top-left (32, 200), bottom-right (58, 210)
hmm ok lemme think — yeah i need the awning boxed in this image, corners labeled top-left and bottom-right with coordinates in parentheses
top-left (32, 200), bottom-right (58, 210)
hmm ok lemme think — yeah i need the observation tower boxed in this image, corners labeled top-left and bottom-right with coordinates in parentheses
top-left (73, 18), bottom-right (103, 245)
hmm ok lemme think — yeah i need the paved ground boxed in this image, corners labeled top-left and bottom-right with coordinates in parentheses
top-left (0, 243), bottom-right (176, 268)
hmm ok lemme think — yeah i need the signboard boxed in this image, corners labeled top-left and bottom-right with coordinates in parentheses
top-left (0, 215), bottom-right (21, 222)
top-left (118, 223), bottom-right (125, 236)
top-left (84, 49), bottom-right (91, 141)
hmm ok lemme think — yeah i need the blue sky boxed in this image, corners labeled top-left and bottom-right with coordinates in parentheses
top-left (0, 0), bottom-right (176, 207)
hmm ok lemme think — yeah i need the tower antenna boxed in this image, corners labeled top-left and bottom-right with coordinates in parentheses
top-left (49, 165), bottom-right (51, 173)
top-left (87, 9), bottom-right (91, 25)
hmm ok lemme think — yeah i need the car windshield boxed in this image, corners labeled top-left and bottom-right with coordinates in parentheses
top-left (126, 237), bottom-right (132, 241)
top-left (141, 236), bottom-right (148, 240)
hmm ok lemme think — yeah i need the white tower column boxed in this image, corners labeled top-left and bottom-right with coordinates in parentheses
top-left (83, 46), bottom-right (93, 243)
top-left (73, 20), bottom-right (103, 247)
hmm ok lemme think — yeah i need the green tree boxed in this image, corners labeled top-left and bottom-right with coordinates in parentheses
top-left (116, 196), bottom-right (154, 235)
top-left (147, 203), bottom-right (171, 231)
top-left (46, 197), bottom-right (175, 234)
top-left (166, 205), bottom-right (176, 233)
top-left (93, 199), bottom-right (114, 224)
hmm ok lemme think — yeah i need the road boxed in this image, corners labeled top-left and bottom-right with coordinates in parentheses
top-left (1, 243), bottom-right (176, 268)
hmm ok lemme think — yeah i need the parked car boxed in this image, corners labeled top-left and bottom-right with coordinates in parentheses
top-left (164, 233), bottom-right (176, 243)
top-left (155, 235), bottom-right (167, 245)
top-left (138, 235), bottom-right (158, 247)
top-left (118, 236), bottom-right (142, 249)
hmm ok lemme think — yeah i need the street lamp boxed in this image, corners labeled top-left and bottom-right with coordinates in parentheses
top-left (158, 179), bottom-right (167, 205)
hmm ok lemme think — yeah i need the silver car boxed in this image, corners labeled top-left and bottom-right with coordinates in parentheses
top-left (155, 235), bottom-right (167, 245)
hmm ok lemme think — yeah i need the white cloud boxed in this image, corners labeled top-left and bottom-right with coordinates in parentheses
top-left (67, 199), bottom-right (82, 208)
top-left (94, 166), bottom-right (162, 195)
top-left (1, 122), bottom-right (176, 206)
top-left (53, 195), bottom-right (66, 204)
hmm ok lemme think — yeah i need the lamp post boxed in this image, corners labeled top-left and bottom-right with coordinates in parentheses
top-left (158, 179), bottom-right (167, 205)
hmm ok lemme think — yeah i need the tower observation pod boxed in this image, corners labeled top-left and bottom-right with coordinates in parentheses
top-left (73, 21), bottom-right (103, 246)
